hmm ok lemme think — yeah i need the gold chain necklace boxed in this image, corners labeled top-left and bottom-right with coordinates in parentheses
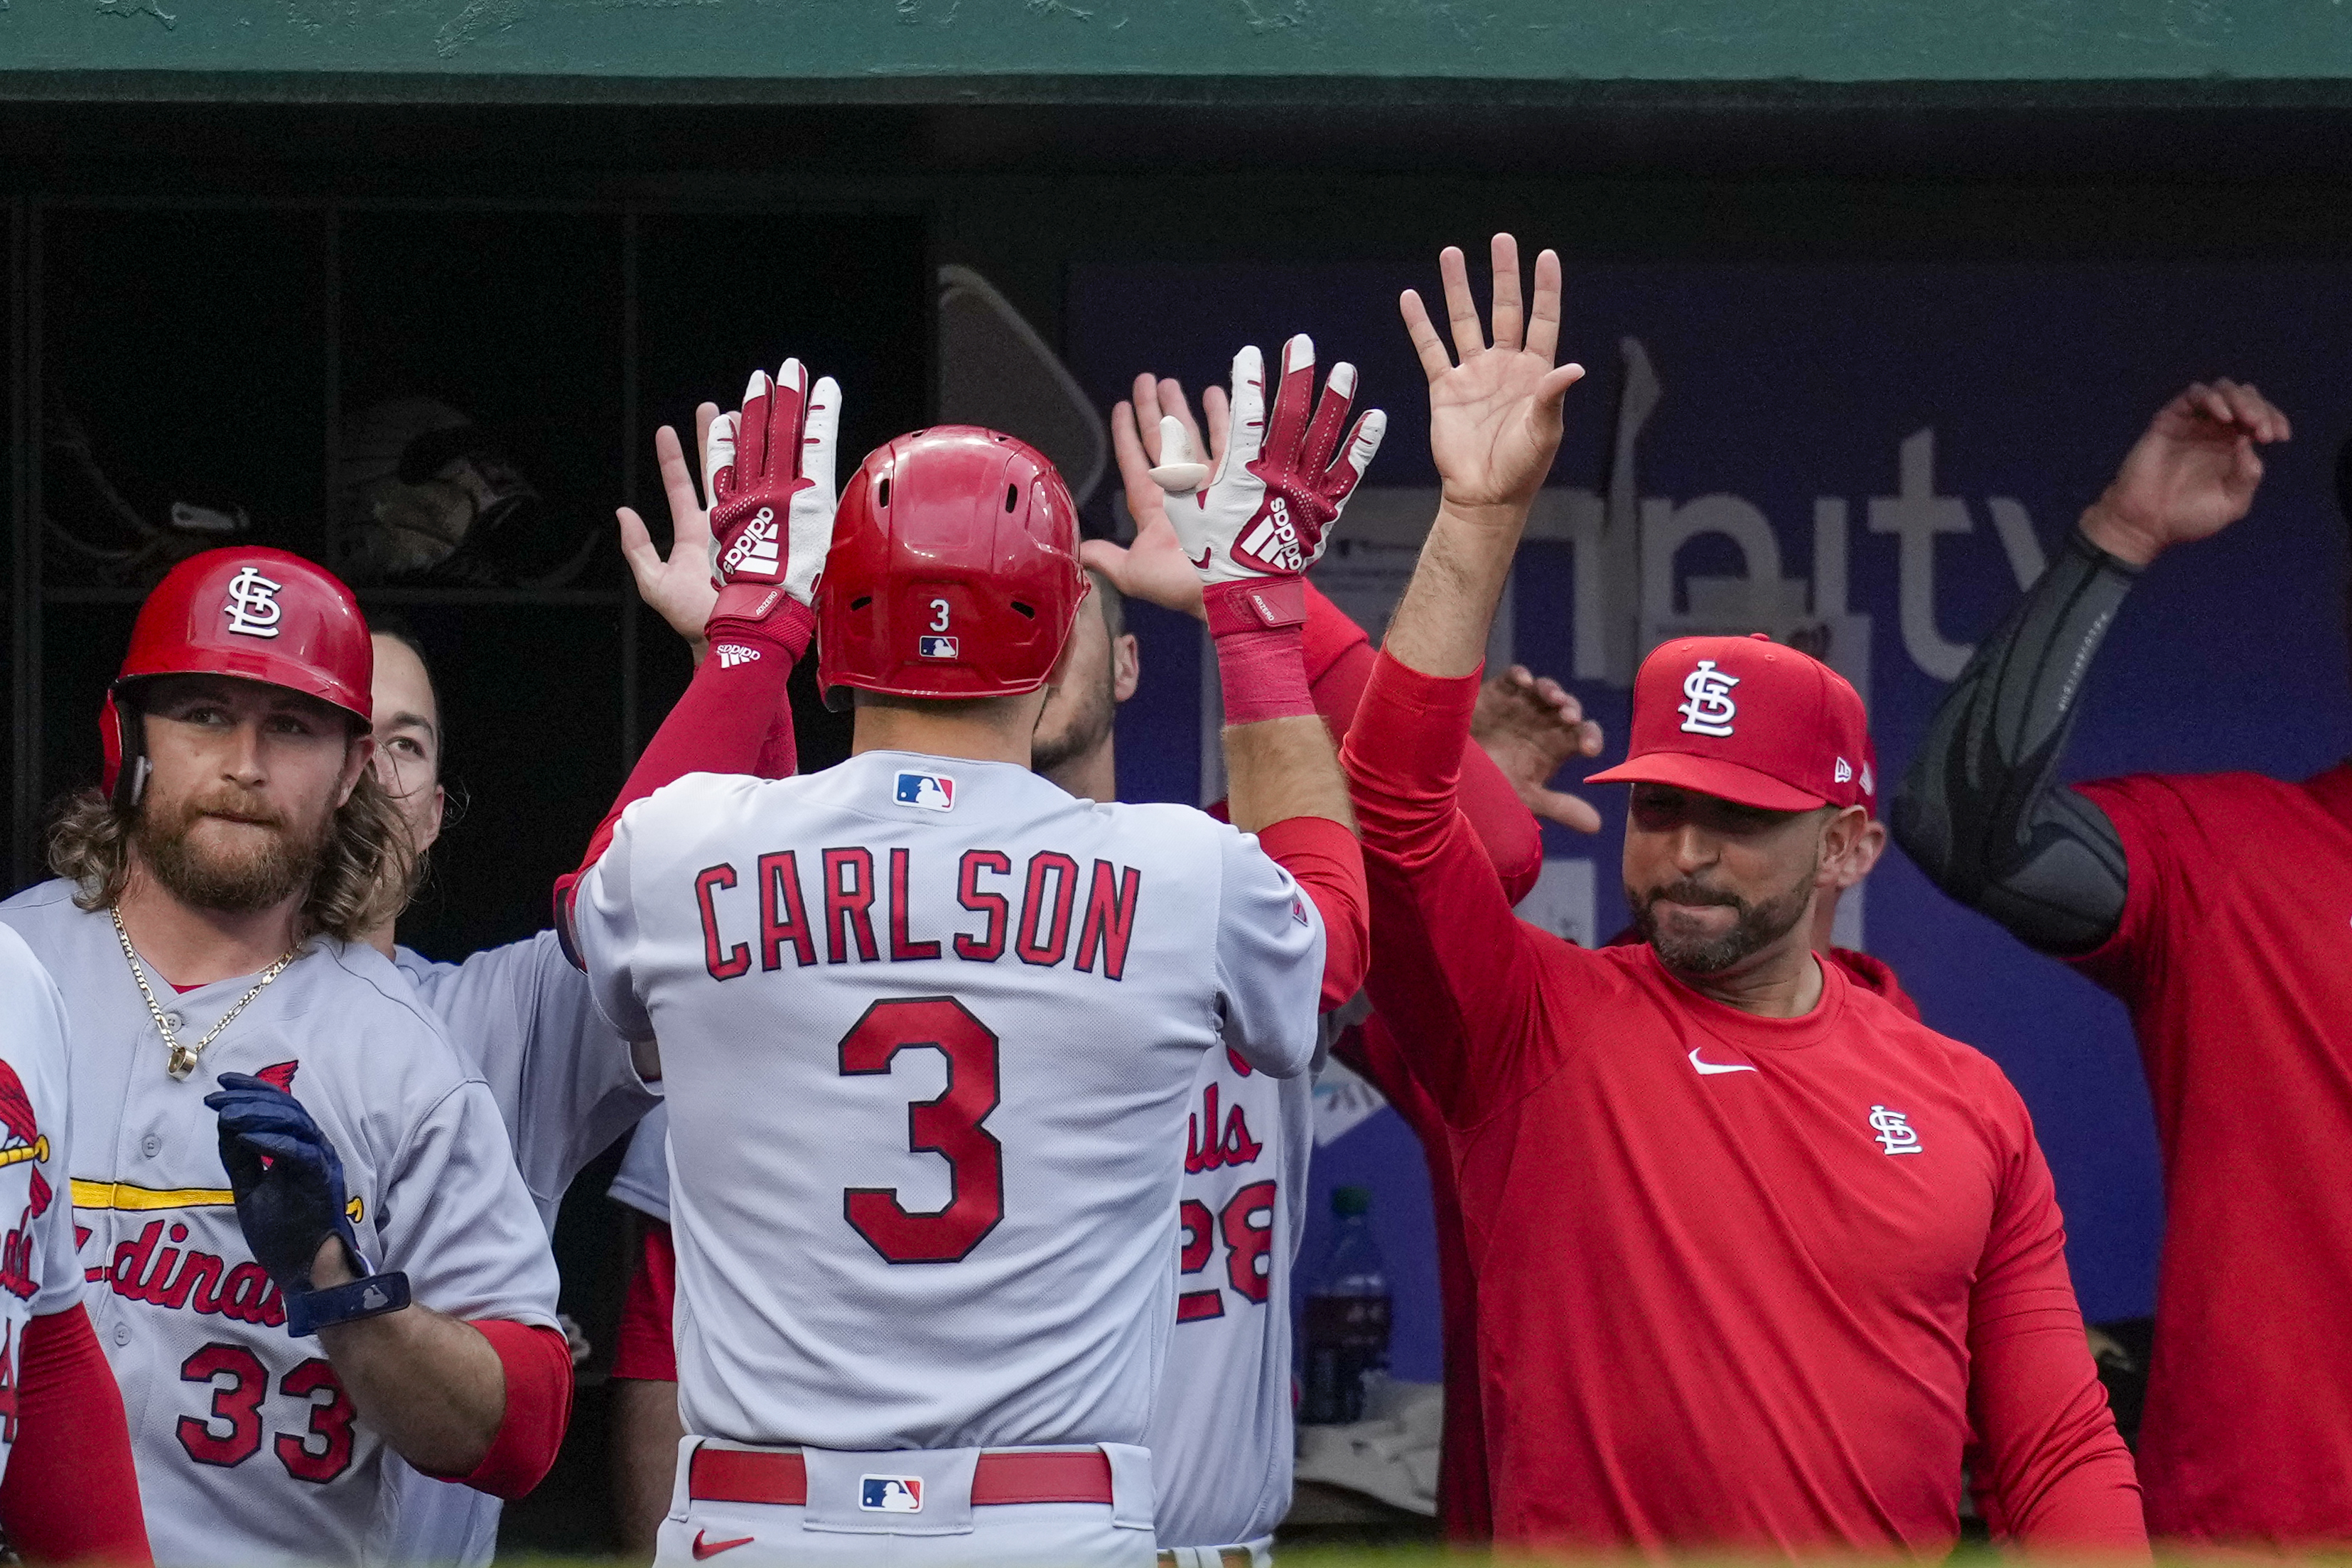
top-left (111, 906), bottom-right (300, 1081)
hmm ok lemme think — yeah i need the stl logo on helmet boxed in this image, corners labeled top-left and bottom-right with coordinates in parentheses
top-left (222, 565), bottom-right (286, 639)
top-left (1678, 659), bottom-right (1740, 737)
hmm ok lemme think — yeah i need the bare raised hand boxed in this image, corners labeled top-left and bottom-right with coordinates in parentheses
top-left (2081, 379), bottom-right (2291, 567)
top-left (1081, 373), bottom-right (1231, 620)
top-left (617, 401), bottom-right (723, 656)
top-left (1400, 234), bottom-right (1585, 522)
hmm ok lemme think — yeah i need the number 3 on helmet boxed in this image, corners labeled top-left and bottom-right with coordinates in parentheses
top-left (816, 426), bottom-right (1087, 711)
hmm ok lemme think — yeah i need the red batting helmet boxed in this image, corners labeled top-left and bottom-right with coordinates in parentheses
top-left (816, 426), bottom-right (1086, 710)
top-left (101, 548), bottom-right (373, 808)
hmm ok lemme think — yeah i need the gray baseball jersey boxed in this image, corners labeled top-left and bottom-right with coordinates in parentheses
top-left (1152, 1047), bottom-right (1313, 1550)
top-left (608, 1101), bottom-right (669, 1223)
top-left (569, 752), bottom-right (1324, 1456)
top-left (0, 881), bottom-right (562, 1568)
top-left (0, 925), bottom-right (87, 1491)
top-left (386, 929), bottom-right (660, 1568)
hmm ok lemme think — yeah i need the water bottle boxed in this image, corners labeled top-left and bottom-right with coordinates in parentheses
top-left (1298, 1185), bottom-right (1391, 1424)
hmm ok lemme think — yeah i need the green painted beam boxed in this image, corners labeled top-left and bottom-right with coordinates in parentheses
top-left (3, 1), bottom-right (2352, 92)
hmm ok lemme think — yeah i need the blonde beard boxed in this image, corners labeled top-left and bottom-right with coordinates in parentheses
top-left (133, 789), bottom-right (332, 916)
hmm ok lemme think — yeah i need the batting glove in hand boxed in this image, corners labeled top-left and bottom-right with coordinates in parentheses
top-left (207, 1073), bottom-right (369, 1295)
top-left (1152, 334), bottom-right (1385, 589)
top-left (705, 358), bottom-right (841, 624)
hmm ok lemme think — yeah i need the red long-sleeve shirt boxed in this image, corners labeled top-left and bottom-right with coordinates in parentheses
top-left (1342, 650), bottom-right (2145, 1555)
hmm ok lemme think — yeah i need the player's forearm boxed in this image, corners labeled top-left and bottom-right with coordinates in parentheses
top-left (612, 1378), bottom-right (686, 1563)
top-left (0, 1305), bottom-right (153, 1566)
top-left (1223, 715), bottom-right (1356, 833)
top-left (318, 1301), bottom-right (511, 1475)
top-left (1380, 500), bottom-right (1526, 681)
top-left (1891, 527), bottom-right (2134, 954)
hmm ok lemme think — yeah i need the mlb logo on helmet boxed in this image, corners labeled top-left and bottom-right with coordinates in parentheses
top-left (859, 1475), bottom-right (923, 1513)
top-left (919, 634), bottom-right (961, 659)
top-left (895, 772), bottom-right (956, 811)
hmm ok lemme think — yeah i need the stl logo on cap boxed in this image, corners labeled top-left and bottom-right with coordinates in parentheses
top-left (222, 564), bottom-right (286, 639)
top-left (1677, 659), bottom-right (1739, 737)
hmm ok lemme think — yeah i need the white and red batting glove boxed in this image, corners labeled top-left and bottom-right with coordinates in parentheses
top-left (1153, 334), bottom-right (1384, 723)
top-left (705, 358), bottom-right (841, 650)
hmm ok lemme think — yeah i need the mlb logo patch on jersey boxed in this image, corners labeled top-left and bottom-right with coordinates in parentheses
top-left (894, 772), bottom-right (956, 811)
top-left (919, 634), bottom-right (960, 659)
top-left (859, 1475), bottom-right (923, 1513)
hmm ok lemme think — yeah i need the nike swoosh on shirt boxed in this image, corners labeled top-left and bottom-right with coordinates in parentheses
top-left (1688, 1047), bottom-right (1758, 1076)
top-left (693, 1532), bottom-right (755, 1559)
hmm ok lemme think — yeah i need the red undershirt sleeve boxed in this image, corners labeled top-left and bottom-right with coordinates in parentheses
top-left (0, 1304), bottom-right (153, 1565)
top-left (1304, 583), bottom-right (1543, 907)
top-left (1965, 1100), bottom-right (2149, 1555)
top-left (611, 1221), bottom-right (680, 1385)
top-left (556, 602), bottom-right (814, 961)
top-left (1253, 816), bottom-right (1369, 1012)
top-left (1339, 651), bottom-right (1549, 1125)
top-left (439, 1319), bottom-right (576, 1501)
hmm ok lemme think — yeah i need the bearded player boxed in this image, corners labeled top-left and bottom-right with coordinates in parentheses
top-left (558, 345), bottom-right (1371, 1564)
top-left (1893, 380), bottom-right (2351, 1545)
top-left (1, 549), bottom-right (567, 1567)
top-left (1338, 235), bottom-right (2144, 1552)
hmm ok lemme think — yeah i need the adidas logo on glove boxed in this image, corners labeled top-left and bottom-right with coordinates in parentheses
top-left (721, 507), bottom-right (783, 580)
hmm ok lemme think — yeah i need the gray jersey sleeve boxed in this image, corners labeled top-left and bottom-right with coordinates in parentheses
top-left (570, 811), bottom-right (654, 1044)
top-left (1892, 528), bottom-right (2135, 955)
top-left (402, 932), bottom-right (659, 1230)
top-left (1212, 828), bottom-right (1325, 1079)
top-left (374, 1078), bottom-right (563, 1328)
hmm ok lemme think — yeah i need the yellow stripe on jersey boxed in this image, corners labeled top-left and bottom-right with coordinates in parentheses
top-left (70, 1179), bottom-right (235, 1211)
top-left (70, 1179), bottom-right (365, 1223)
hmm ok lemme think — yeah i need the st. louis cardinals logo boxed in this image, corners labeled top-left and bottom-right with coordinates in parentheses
top-left (222, 564), bottom-right (286, 639)
top-left (720, 507), bottom-right (782, 581)
top-left (1678, 659), bottom-right (1740, 737)
top-left (0, 1061), bottom-right (53, 1302)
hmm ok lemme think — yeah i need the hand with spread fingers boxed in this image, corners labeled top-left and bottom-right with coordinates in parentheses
top-left (1401, 234), bottom-right (1585, 525)
top-left (2081, 378), bottom-right (2292, 567)
top-left (1156, 334), bottom-right (1386, 601)
top-left (1473, 664), bottom-right (1607, 833)
top-left (705, 358), bottom-right (842, 630)
top-left (617, 401), bottom-right (724, 656)
top-left (1082, 374), bottom-right (1232, 621)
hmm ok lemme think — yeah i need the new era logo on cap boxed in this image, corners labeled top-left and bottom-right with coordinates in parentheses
top-left (1589, 633), bottom-right (1871, 812)
top-left (894, 772), bottom-right (955, 811)
top-left (859, 1476), bottom-right (922, 1513)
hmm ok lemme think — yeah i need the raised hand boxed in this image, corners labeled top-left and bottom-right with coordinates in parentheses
top-left (1081, 373), bottom-right (1231, 620)
top-left (617, 402), bottom-right (723, 655)
top-left (1158, 334), bottom-right (1386, 590)
top-left (706, 359), bottom-right (842, 622)
top-left (1472, 664), bottom-right (1606, 833)
top-left (1401, 234), bottom-right (1585, 521)
top-left (2082, 379), bottom-right (2290, 567)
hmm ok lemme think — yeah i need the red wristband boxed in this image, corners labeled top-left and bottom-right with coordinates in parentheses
top-left (1206, 580), bottom-right (1315, 727)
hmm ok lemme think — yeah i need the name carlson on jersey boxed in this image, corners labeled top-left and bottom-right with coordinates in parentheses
top-left (693, 845), bottom-right (1145, 983)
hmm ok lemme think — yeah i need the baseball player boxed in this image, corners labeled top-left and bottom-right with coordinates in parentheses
top-left (0, 928), bottom-right (153, 1564)
top-left (2, 548), bottom-right (568, 1567)
top-left (1892, 381), bottom-right (2348, 1544)
top-left (357, 617), bottom-right (660, 1566)
top-left (1338, 236), bottom-right (2146, 1552)
top-left (559, 347), bottom-right (1371, 1565)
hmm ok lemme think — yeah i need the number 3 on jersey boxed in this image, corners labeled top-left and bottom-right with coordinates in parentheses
top-left (839, 996), bottom-right (1004, 1263)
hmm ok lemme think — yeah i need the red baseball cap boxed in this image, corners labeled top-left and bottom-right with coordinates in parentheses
top-left (1587, 633), bottom-right (1870, 812)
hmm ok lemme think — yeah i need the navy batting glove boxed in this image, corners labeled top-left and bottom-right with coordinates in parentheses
top-left (207, 1073), bottom-right (366, 1295)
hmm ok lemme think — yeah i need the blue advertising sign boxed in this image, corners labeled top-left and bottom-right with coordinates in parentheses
top-left (1072, 259), bottom-right (2352, 1373)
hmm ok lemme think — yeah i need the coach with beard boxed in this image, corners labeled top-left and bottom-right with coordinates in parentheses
top-left (1338, 236), bottom-right (2145, 1554)
top-left (2, 549), bottom-right (567, 1567)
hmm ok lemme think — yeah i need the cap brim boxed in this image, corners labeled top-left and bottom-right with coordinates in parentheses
top-left (1586, 751), bottom-right (1830, 812)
